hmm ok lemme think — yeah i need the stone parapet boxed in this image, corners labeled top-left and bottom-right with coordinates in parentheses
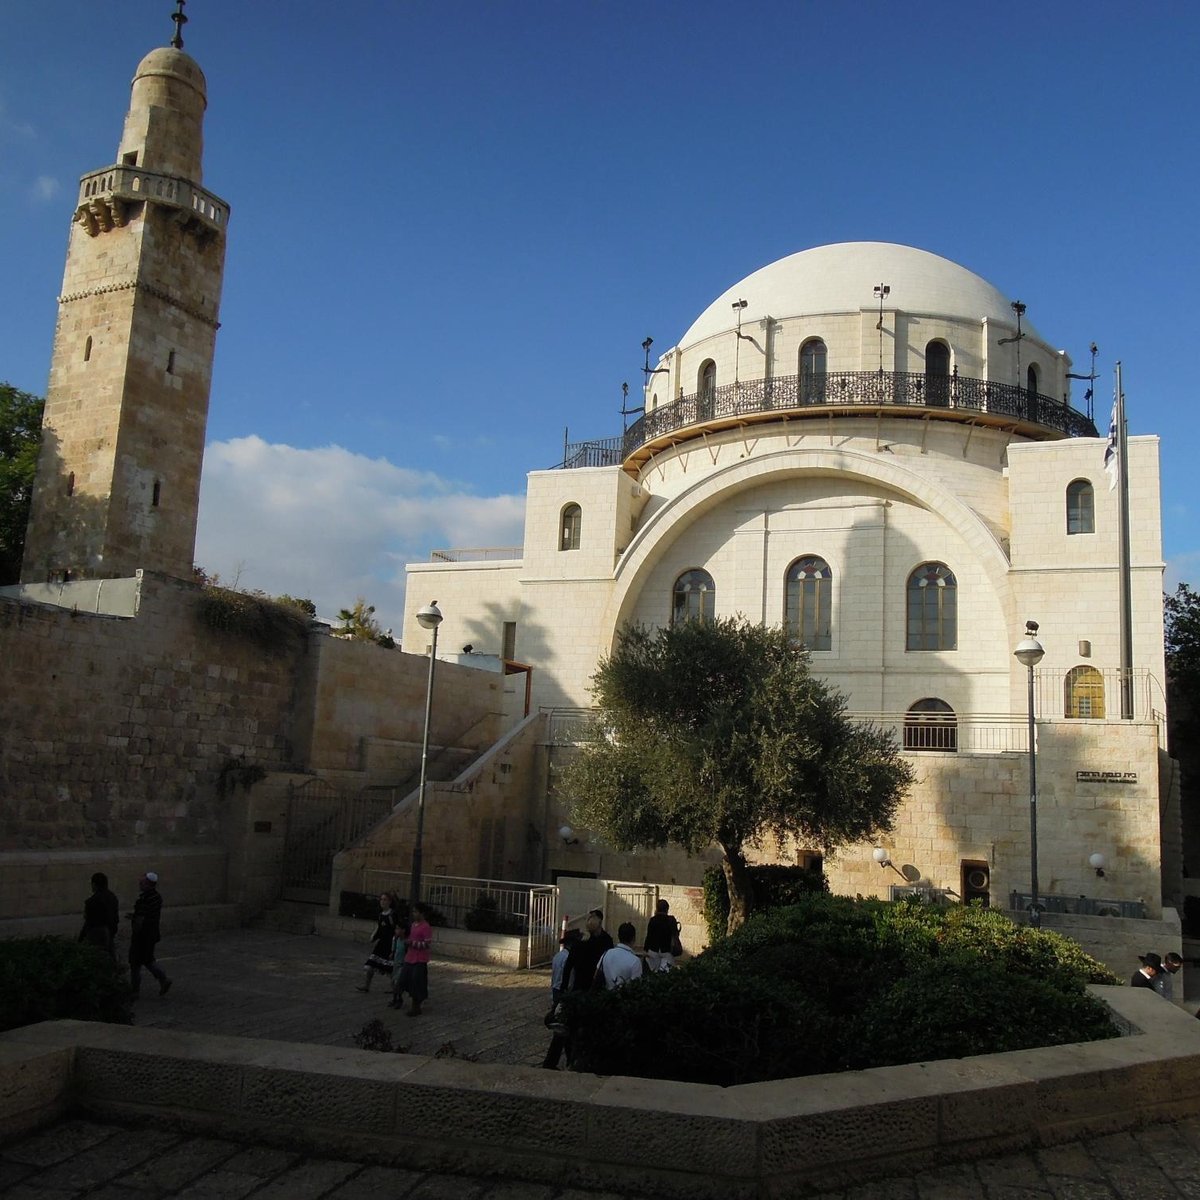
top-left (4, 987), bottom-right (1200, 1197)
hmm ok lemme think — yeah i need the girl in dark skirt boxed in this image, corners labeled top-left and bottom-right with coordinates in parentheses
top-left (355, 891), bottom-right (404, 992)
top-left (391, 901), bottom-right (433, 1016)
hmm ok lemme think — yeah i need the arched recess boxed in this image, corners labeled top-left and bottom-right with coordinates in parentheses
top-left (602, 445), bottom-right (1015, 646)
top-left (560, 502), bottom-right (582, 550)
top-left (904, 698), bottom-right (957, 751)
top-left (1066, 479), bottom-right (1094, 535)
top-left (698, 360), bottom-right (716, 400)
top-left (799, 338), bottom-right (827, 403)
top-left (1065, 665), bottom-right (1105, 718)
top-left (925, 340), bottom-right (950, 407)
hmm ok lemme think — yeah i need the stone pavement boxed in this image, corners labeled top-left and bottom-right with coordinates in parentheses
top-left (10, 927), bottom-right (1200, 1198)
top-left (128, 927), bottom-right (552, 1066)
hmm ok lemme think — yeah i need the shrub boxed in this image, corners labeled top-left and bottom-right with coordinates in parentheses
top-left (702, 863), bottom-right (828, 943)
top-left (196, 586), bottom-right (309, 650)
top-left (0, 936), bottom-right (133, 1031)
top-left (462, 894), bottom-right (525, 936)
top-left (563, 893), bottom-right (1118, 1086)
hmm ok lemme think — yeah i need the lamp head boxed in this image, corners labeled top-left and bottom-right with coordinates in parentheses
top-left (642, 337), bottom-right (653, 352)
top-left (1089, 852), bottom-right (1106, 877)
top-left (1014, 620), bottom-right (1044, 668)
top-left (872, 846), bottom-right (891, 867)
top-left (416, 601), bottom-right (443, 631)
top-left (732, 298), bottom-right (748, 310)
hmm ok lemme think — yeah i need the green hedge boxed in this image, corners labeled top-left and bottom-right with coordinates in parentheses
top-left (0, 936), bottom-right (133, 1032)
top-left (563, 894), bottom-right (1119, 1086)
top-left (701, 863), bottom-right (829, 943)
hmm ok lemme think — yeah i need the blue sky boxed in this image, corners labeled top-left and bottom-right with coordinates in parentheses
top-left (3, 1), bottom-right (1197, 630)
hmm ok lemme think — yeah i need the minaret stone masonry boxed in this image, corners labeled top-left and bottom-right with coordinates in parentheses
top-left (21, 40), bottom-right (229, 584)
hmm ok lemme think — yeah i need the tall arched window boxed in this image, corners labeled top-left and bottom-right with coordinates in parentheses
top-left (560, 503), bottom-right (581, 550)
top-left (904, 698), bottom-right (957, 751)
top-left (785, 555), bottom-right (832, 650)
top-left (1026, 363), bottom-right (1040, 396)
top-left (1066, 479), bottom-right (1095, 535)
top-left (83, 336), bottom-right (92, 363)
top-left (925, 340), bottom-right (950, 407)
top-left (799, 339), bottom-right (827, 404)
top-left (1065, 666), bottom-right (1105, 718)
top-left (698, 360), bottom-right (716, 401)
top-left (906, 562), bottom-right (957, 651)
top-left (672, 568), bottom-right (715, 626)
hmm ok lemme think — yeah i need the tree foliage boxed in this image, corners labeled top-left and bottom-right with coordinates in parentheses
top-left (561, 618), bottom-right (914, 931)
top-left (0, 382), bottom-right (45, 585)
top-left (1166, 583), bottom-right (1200, 706)
top-left (336, 596), bottom-right (395, 648)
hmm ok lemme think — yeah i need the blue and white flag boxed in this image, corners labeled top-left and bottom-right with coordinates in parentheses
top-left (1103, 397), bottom-right (1119, 491)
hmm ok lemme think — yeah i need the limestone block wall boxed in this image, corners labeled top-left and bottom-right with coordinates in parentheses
top-left (0, 573), bottom-right (507, 858)
top-left (332, 713), bottom-right (549, 899)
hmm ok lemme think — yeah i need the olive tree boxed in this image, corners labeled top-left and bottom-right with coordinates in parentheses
top-left (561, 617), bottom-right (914, 932)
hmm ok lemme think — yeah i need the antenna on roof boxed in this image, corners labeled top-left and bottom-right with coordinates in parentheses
top-left (170, 0), bottom-right (188, 49)
top-left (998, 300), bottom-right (1027, 391)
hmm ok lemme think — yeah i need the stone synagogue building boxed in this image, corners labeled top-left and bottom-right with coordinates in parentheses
top-left (0, 17), bottom-right (1180, 968)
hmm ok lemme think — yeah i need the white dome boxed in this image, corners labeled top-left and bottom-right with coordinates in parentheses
top-left (679, 242), bottom-right (1040, 347)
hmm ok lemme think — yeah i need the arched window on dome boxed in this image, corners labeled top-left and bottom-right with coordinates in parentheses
top-left (925, 340), bottom-right (950, 408)
top-left (904, 698), bottom-right (958, 752)
top-left (560, 503), bottom-right (581, 551)
top-left (784, 555), bottom-right (832, 651)
top-left (1066, 479), bottom-right (1095, 535)
top-left (672, 568), bottom-right (715, 626)
top-left (698, 360), bottom-right (716, 399)
top-left (906, 562), bottom-right (957, 651)
top-left (1065, 665), bottom-right (1105, 719)
top-left (1026, 363), bottom-right (1040, 396)
top-left (799, 339), bottom-right (827, 404)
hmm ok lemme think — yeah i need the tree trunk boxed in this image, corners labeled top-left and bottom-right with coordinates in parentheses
top-left (721, 847), bottom-right (754, 936)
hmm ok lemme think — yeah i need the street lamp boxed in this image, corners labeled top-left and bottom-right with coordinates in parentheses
top-left (411, 600), bottom-right (443, 908)
top-left (1013, 621), bottom-right (1045, 926)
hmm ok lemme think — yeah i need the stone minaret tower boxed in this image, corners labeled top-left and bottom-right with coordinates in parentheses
top-left (21, 10), bottom-right (228, 583)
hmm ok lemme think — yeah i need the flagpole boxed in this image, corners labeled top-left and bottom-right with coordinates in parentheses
top-left (1114, 362), bottom-right (1134, 719)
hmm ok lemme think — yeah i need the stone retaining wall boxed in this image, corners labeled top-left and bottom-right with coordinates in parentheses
top-left (3, 988), bottom-right (1199, 1197)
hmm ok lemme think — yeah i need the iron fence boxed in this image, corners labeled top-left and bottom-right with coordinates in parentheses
top-left (1009, 891), bottom-right (1147, 920)
top-left (558, 368), bottom-right (1097, 468)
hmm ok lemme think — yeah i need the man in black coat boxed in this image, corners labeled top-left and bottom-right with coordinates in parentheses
top-left (79, 872), bottom-right (119, 959)
top-left (127, 872), bottom-right (172, 998)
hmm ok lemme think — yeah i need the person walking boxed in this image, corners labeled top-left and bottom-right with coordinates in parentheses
top-left (540, 928), bottom-right (583, 1070)
top-left (643, 899), bottom-right (680, 973)
top-left (79, 872), bottom-right (119, 960)
top-left (600, 922), bottom-right (644, 990)
top-left (356, 892), bottom-right (402, 992)
top-left (1131, 952), bottom-right (1162, 990)
top-left (1154, 952), bottom-right (1184, 1000)
top-left (541, 914), bottom-right (609, 1070)
top-left (393, 901), bottom-right (433, 1016)
top-left (127, 872), bottom-right (171, 997)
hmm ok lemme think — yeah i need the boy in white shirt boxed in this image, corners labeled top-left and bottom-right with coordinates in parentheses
top-left (600, 922), bottom-right (644, 990)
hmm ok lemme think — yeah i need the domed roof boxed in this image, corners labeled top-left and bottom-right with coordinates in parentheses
top-left (132, 47), bottom-right (207, 98)
top-left (679, 242), bottom-right (1042, 347)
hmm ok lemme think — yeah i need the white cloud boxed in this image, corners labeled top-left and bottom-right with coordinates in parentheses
top-left (195, 436), bottom-right (525, 631)
top-left (29, 175), bottom-right (58, 203)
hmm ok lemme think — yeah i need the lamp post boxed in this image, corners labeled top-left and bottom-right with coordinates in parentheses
top-left (410, 600), bottom-right (443, 908)
top-left (1013, 621), bottom-right (1045, 926)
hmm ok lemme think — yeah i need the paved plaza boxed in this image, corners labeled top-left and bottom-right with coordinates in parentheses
top-left (7, 927), bottom-right (1200, 1198)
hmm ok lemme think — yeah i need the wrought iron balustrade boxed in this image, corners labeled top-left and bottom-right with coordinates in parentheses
top-left (558, 369), bottom-right (1096, 468)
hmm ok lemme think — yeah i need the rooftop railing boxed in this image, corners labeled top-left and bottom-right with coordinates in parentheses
top-left (559, 368), bottom-right (1097, 468)
top-left (75, 164), bottom-right (229, 234)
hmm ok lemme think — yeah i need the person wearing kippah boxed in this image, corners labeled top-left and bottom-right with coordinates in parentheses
top-left (126, 872), bottom-right (171, 998)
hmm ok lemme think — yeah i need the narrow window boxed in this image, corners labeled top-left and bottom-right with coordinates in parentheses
top-left (83, 336), bottom-right (92, 363)
top-left (66, 472), bottom-right (75, 497)
top-left (166, 350), bottom-right (176, 375)
top-left (1065, 665), bottom-right (1105, 718)
top-left (152, 479), bottom-right (161, 508)
top-left (1026, 363), bottom-right (1040, 396)
top-left (784, 555), bottom-right (832, 650)
top-left (560, 503), bottom-right (581, 551)
top-left (799, 339), bottom-right (827, 404)
top-left (1066, 479), bottom-right (1095, 535)
top-left (698, 360), bottom-right (716, 404)
top-left (906, 562), bottom-right (957, 651)
top-left (672, 568), bottom-right (715, 626)
top-left (925, 340), bottom-right (950, 407)
top-left (502, 621), bottom-right (517, 661)
top-left (903, 698), bottom-right (958, 751)
top-left (122, 151), bottom-right (138, 166)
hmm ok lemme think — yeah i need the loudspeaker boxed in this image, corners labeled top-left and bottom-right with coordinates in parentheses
top-left (961, 860), bottom-right (990, 906)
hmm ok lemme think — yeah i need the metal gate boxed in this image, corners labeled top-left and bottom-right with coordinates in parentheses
top-left (605, 881), bottom-right (657, 938)
top-left (527, 885), bottom-right (560, 967)
top-left (283, 779), bottom-right (395, 902)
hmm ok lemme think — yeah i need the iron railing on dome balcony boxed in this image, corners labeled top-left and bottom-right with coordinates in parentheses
top-left (558, 368), bottom-right (1097, 468)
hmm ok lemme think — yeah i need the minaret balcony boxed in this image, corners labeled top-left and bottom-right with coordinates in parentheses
top-left (74, 164), bottom-right (229, 237)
